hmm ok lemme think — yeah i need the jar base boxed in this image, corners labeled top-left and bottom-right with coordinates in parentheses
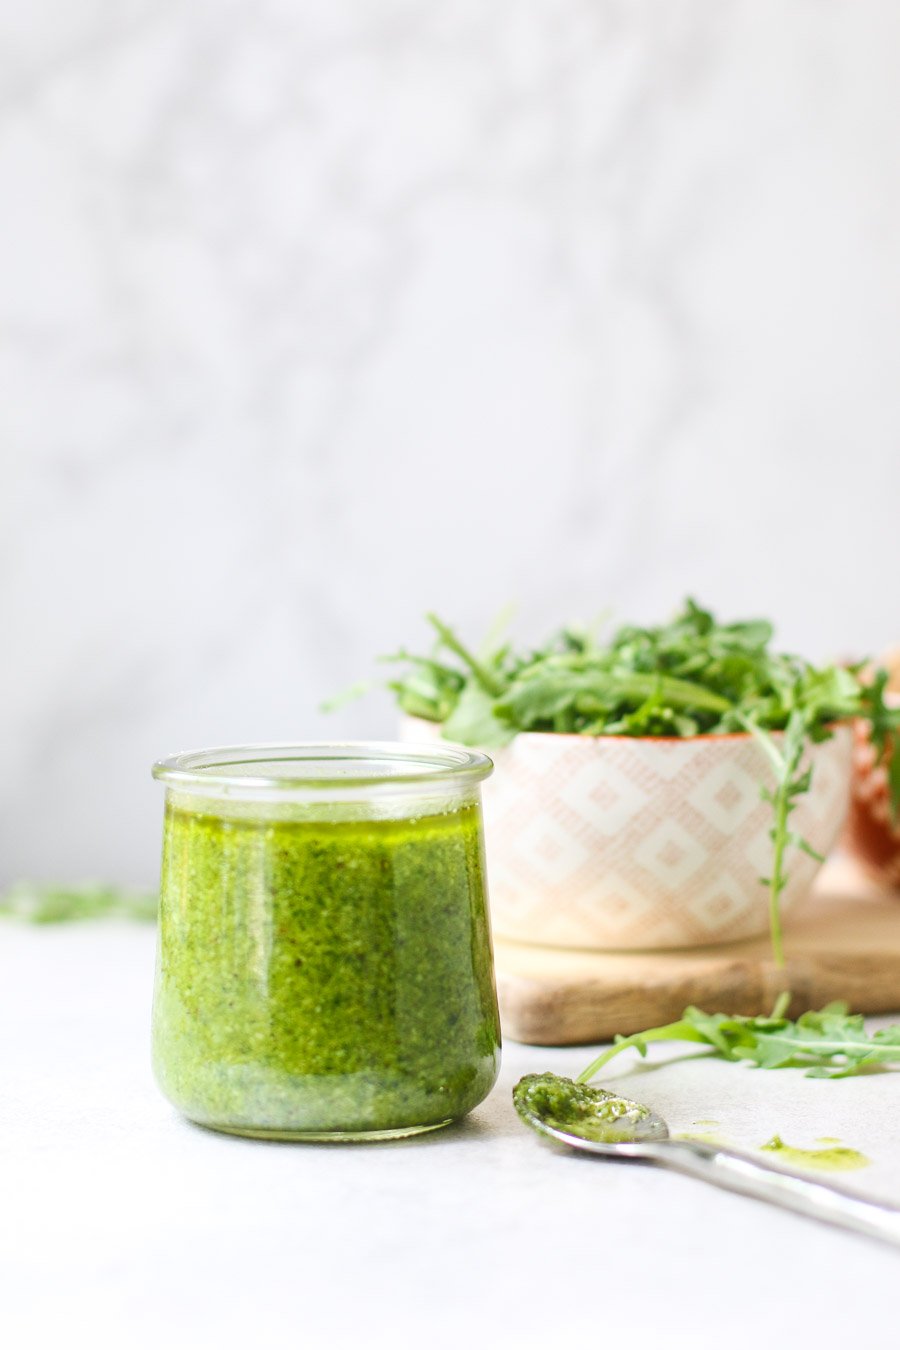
top-left (195, 1118), bottom-right (455, 1143)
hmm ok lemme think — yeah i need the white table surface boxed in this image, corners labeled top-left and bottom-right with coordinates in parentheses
top-left (3, 923), bottom-right (899, 1350)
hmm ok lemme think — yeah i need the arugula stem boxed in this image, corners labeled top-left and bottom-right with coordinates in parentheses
top-left (738, 714), bottom-right (789, 971)
top-left (426, 614), bottom-right (507, 698)
top-left (575, 1021), bottom-right (708, 1084)
top-left (737, 713), bottom-right (784, 775)
top-left (765, 1042), bottom-right (900, 1061)
top-left (767, 785), bottom-right (788, 969)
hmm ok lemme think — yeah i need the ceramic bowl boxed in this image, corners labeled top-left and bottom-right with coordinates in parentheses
top-left (403, 718), bottom-right (853, 950)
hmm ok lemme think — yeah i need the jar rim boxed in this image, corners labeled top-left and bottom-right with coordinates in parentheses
top-left (152, 740), bottom-right (493, 794)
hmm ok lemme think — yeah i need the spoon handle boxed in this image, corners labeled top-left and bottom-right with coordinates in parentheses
top-left (653, 1140), bottom-right (900, 1248)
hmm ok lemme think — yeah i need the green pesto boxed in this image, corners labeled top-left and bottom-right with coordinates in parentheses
top-left (677, 1118), bottom-right (724, 1147)
top-left (761, 1135), bottom-right (870, 1172)
top-left (512, 1073), bottom-right (654, 1144)
top-left (152, 800), bottom-right (501, 1138)
top-left (676, 1131), bottom-right (728, 1147)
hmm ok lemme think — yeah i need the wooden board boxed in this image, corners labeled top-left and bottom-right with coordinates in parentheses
top-left (494, 855), bottom-right (900, 1045)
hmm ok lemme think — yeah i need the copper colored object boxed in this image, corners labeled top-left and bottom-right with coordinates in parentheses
top-left (846, 719), bottom-right (900, 888)
top-left (844, 647), bottom-right (900, 888)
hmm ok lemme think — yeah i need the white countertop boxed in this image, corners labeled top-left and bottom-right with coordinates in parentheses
top-left (3, 923), bottom-right (899, 1349)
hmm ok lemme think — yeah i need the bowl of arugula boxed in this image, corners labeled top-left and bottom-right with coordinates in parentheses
top-left (353, 601), bottom-right (900, 956)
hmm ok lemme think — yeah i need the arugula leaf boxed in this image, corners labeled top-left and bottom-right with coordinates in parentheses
top-left (576, 1003), bottom-right (900, 1083)
top-left (0, 882), bottom-right (158, 923)
top-left (424, 613), bottom-right (508, 699)
top-left (442, 683), bottom-right (516, 748)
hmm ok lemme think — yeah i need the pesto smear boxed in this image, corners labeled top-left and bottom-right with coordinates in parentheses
top-left (152, 798), bottom-right (500, 1139)
top-left (761, 1135), bottom-right (870, 1173)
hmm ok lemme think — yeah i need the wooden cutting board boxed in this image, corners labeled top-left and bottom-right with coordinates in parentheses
top-left (494, 855), bottom-right (900, 1045)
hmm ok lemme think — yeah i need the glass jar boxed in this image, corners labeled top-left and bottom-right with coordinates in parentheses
top-left (151, 742), bottom-right (500, 1141)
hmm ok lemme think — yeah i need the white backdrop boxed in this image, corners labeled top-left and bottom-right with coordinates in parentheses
top-left (3, 0), bottom-right (900, 887)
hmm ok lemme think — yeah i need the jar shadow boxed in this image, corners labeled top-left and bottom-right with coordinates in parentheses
top-left (182, 1110), bottom-right (499, 1148)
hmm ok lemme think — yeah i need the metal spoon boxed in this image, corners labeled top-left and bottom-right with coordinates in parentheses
top-left (513, 1073), bottom-right (900, 1248)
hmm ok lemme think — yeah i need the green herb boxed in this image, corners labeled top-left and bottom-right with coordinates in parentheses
top-left (0, 882), bottom-right (158, 923)
top-left (576, 1002), bottom-right (900, 1083)
top-left (344, 599), bottom-right (900, 970)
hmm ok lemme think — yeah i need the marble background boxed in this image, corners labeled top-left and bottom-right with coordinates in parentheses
top-left (3, 1), bottom-right (900, 887)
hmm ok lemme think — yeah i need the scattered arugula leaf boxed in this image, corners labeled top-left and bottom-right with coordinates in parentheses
top-left (342, 599), bottom-right (900, 970)
top-left (575, 1003), bottom-right (900, 1083)
top-left (0, 882), bottom-right (158, 923)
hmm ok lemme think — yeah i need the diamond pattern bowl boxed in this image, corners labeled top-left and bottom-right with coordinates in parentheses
top-left (404, 719), bottom-right (853, 950)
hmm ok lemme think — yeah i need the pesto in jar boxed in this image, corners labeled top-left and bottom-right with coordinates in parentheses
top-left (152, 797), bottom-right (501, 1139)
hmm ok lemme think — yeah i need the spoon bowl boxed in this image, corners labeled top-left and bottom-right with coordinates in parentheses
top-left (513, 1073), bottom-right (669, 1149)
